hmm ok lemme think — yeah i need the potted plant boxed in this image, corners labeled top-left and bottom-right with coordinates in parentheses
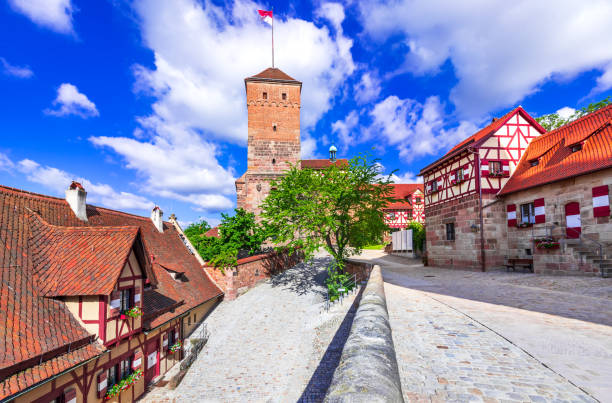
top-left (169, 341), bottom-right (182, 354)
top-left (104, 369), bottom-right (143, 400)
top-left (125, 306), bottom-right (143, 318)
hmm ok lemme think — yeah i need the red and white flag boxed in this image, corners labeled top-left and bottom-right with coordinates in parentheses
top-left (258, 9), bottom-right (273, 26)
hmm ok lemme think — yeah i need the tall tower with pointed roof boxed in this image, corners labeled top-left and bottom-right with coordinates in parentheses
top-left (236, 67), bottom-right (302, 214)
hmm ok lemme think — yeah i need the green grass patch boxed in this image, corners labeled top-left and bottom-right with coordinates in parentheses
top-left (362, 244), bottom-right (385, 250)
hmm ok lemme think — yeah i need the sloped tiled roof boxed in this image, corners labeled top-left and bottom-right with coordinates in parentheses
top-left (29, 213), bottom-right (140, 296)
top-left (500, 105), bottom-right (612, 195)
top-left (384, 184), bottom-right (424, 209)
top-left (300, 159), bottom-right (349, 169)
top-left (205, 226), bottom-right (220, 238)
top-left (246, 67), bottom-right (299, 82)
top-left (0, 184), bottom-right (223, 398)
top-left (419, 106), bottom-right (546, 175)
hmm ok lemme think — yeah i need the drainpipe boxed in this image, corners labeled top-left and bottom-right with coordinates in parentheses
top-left (468, 148), bottom-right (486, 272)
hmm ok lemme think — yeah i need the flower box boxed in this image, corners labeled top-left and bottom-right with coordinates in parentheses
top-left (104, 369), bottom-right (143, 400)
top-left (169, 341), bottom-right (182, 354)
top-left (125, 306), bottom-right (142, 318)
top-left (536, 241), bottom-right (560, 250)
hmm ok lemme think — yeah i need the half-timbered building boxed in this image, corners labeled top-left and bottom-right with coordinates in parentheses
top-left (383, 184), bottom-right (425, 229)
top-left (0, 182), bottom-right (223, 402)
top-left (419, 106), bottom-right (546, 270)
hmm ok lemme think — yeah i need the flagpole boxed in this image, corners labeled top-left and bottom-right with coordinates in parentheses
top-left (271, 7), bottom-right (274, 68)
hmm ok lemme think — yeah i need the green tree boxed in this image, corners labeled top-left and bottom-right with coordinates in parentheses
top-left (536, 96), bottom-right (611, 131)
top-left (408, 221), bottom-right (425, 251)
top-left (261, 154), bottom-right (396, 266)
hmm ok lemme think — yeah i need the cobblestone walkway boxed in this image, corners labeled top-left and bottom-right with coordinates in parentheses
top-left (354, 250), bottom-right (611, 403)
top-left (141, 254), bottom-right (359, 403)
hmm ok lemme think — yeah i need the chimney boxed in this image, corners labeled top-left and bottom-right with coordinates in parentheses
top-left (65, 181), bottom-right (88, 221)
top-left (151, 206), bottom-right (164, 233)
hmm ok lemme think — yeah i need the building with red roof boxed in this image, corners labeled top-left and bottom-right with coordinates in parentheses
top-left (383, 184), bottom-right (425, 228)
top-left (0, 182), bottom-right (223, 402)
top-left (419, 104), bottom-right (612, 276)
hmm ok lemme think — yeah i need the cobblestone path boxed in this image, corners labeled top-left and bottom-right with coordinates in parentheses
top-left (141, 254), bottom-right (359, 403)
top-left (354, 250), bottom-right (611, 402)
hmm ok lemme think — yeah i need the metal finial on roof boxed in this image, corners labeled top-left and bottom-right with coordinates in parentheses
top-left (329, 145), bottom-right (337, 162)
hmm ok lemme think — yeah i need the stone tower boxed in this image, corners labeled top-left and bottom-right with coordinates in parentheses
top-left (235, 67), bottom-right (302, 215)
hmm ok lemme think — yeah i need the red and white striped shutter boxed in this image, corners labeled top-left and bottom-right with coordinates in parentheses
top-left (592, 185), bottom-right (610, 217)
top-left (450, 170), bottom-right (457, 185)
top-left (63, 388), bottom-right (76, 403)
top-left (132, 350), bottom-right (142, 370)
top-left (565, 202), bottom-right (581, 238)
top-left (163, 333), bottom-right (168, 350)
top-left (507, 204), bottom-right (517, 227)
top-left (134, 286), bottom-right (142, 306)
top-left (463, 164), bottom-right (470, 180)
top-left (109, 290), bottom-right (121, 316)
top-left (97, 371), bottom-right (108, 398)
top-left (502, 160), bottom-right (510, 177)
top-left (481, 160), bottom-right (489, 177)
top-left (426, 181), bottom-right (432, 194)
top-left (533, 198), bottom-right (545, 224)
top-left (436, 177), bottom-right (443, 190)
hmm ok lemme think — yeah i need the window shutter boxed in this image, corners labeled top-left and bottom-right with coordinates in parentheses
top-left (426, 182), bottom-right (432, 194)
top-left (132, 350), bottom-right (142, 370)
top-left (463, 164), bottom-right (470, 180)
top-left (97, 371), bottom-right (108, 398)
top-left (163, 332), bottom-right (168, 350)
top-left (63, 388), bottom-right (77, 403)
top-left (109, 290), bottom-right (121, 316)
top-left (450, 170), bottom-right (457, 185)
top-left (481, 159), bottom-right (489, 177)
top-left (592, 185), bottom-right (610, 217)
top-left (507, 204), bottom-right (516, 227)
top-left (534, 198), bottom-right (545, 224)
top-left (502, 160), bottom-right (510, 177)
top-left (436, 177), bottom-right (443, 190)
top-left (565, 202), bottom-right (581, 238)
top-left (134, 286), bottom-right (142, 306)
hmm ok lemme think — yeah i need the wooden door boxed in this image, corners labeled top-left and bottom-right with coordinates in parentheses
top-left (145, 338), bottom-right (160, 384)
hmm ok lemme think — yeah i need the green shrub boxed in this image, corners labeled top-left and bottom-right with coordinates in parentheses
top-left (408, 221), bottom-right (425, 251)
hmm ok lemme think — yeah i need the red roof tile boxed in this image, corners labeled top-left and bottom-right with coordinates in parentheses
top-left (246, 67), bottom-right (299, 82)
top-left (300, 159), bottom-right (349, 169)
top-left (500, 105), bottom-right (612, 195)
top-left (205, 226), bottom-right (220, 238)
top-left (420, 106), bottom-right (546, 174)
top-left (384, 184), bottom-right (424, 209)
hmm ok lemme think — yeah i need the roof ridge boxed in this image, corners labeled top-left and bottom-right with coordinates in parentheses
top-left (531, 104), bottom-right (612, 144)
top-left (26, 207), bottom-right (140, 233)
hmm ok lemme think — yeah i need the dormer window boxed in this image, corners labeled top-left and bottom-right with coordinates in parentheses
top-left (529, 159), bottom-right (539, 167)
top-left (570, 143), bottom-right (582, 153)
top-left (282, 93), bottom-right (287, 100)
top-left (263, 92), bottom-right (267, 100)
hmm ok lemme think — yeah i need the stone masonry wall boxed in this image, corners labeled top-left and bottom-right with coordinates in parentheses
top-left (344, 259), bottom-right (374, 283)
top-left (204, 251), bottom-right (303, 300)
top-left (503, 168), bottom-right (612, 275)
top-left (425, 193), bottom-right (507, 271)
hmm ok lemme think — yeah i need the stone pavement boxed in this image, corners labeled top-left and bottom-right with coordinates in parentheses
top-left (354, 250), bottom-right (612, 403)
top-left (140, 253), bottom-right (359, 403)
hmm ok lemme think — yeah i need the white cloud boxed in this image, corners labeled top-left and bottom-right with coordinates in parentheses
top-left (358, 0), bottom-right (612, 118)
top-left (331, 110), bottom-right (360, 149)
top-left (353, 72), bottom-right (381, 104)
top-left (556, 106), bottom-right (576, 120)
top-left (45, 83), bottom-right (99, 118)
top-left (13, 157), bottom-right (154, 211)
top-left (8, 0), bottom-right (74, 34)
top-left (0, 57), bottom-right (34, 78)
top-left (370, 95), bottom-right (478, 161)
top-left (301, 134), bottom-right (319, 159)
top-left (391, 172), bottom-right (423, 184)
top-left (0, 152), bottom-right (15, 171)
top-left (592, 62), bottom-right (612, 95)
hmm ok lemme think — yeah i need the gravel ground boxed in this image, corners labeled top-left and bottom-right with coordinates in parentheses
top-left (140, 253), bottom-right (359, 403)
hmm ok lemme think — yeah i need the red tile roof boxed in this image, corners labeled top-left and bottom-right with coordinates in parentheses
top-left (419, 106), bottom-right (546, 175)
top-left (29, 213), bottom-right (141, 296)
top-left (0, 184), bottom-right (223, 398)
top-left (300, 159), bottom-right (349, 169)
top-left (384, 184), bottom-right (424, 209)
top-left (205, 226), bottom-right (220, 238)
top-left (246, 67), bottom-right (299, 82)
top-left (499, 105), bottom-right (612, 195)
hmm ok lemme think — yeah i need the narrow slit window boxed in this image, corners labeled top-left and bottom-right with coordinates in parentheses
top-left (272, 124), bottom-right (277, 131)
top-left (570, 143), bottom-right (582, 153)
top-left (263, 92), bottom-right (267, 100)
top-left (445, 223), bottom-right (455, 241)
top-left (282, 93), bottom-right (287, 100)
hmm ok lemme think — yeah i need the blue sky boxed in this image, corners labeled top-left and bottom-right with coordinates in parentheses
top-left (1, 0), bottom-right (611, 227)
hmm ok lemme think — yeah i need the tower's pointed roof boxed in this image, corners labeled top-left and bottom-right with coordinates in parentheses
top-left (245, 67), bottom-right (301, 84)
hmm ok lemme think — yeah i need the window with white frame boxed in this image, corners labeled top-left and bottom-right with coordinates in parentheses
top-left (520, 203), bottom-right (535, 224)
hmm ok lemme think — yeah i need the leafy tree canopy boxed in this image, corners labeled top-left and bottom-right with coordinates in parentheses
top-left (261, 154), bottom-right (396, 266)
top-left (536, 96), bottom-right (611, 131)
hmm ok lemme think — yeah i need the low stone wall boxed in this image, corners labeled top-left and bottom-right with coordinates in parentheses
top-left (344, 259), bottom-right (374, 282)
top-left (324, 265), bottom-right (404, 402)
top-left (204, 251), bottom-right (303, 300)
